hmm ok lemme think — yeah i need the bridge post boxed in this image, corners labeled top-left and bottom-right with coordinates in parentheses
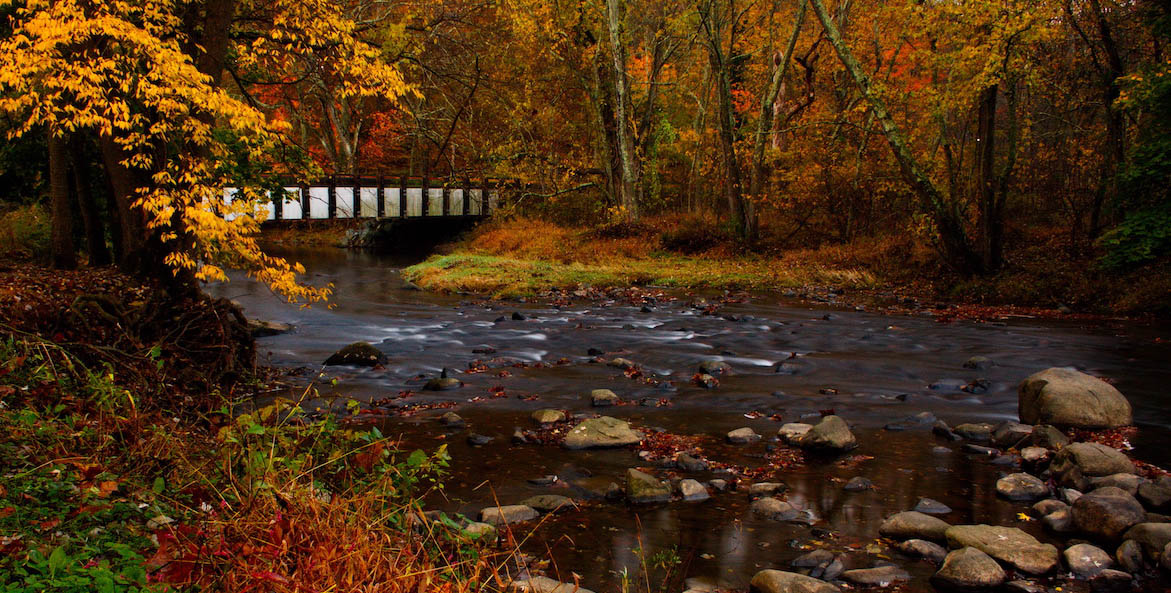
top-left (442, 182), bottom-right (450, 216)
top-left (422, 174), bottom-right (430, 217)
top-left (462, 177), bottom-right (471, 216)
top-left (300, 183), bottom-right (309, 219)
top-left (481, 178), bottom-right (491, 215)
top-left (273, 188), bottom-right (283, 221)
top-left (376, 173), bottom-right (385, 218)
top-left (352, 172), bottom-right (361, 218)
top-left (327, 174), bottom-right (336, 219)
top-left (398, 175), bottom-right (407, 218)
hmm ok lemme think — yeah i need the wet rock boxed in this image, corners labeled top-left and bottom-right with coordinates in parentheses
top-left (676, 452), bottom-right (709, 473)
top-left (963, 444), bottom-right (999, 456)
top-left (461, 522), bottom-right (497, 539)
top-left (750, 497), bottom-right (799, 521)
top-left (933, 420), bottom-right (963, 441)
top-left (510, 312), bottom-right (526, 321)
top-left (467, 433), bottom-right (493, 446)
top-left (1089, 473), bottom-right (1144, 495)
top-left (898, 539), bottom-right (948, 563)
top-left (778, 423), bottom-right (813, 444)
top-left (531, 409), bottom-right (566, 424)
top-left (964, 356), bottom-right (995, 370)
top-left (1072, 486), bottom-right (1147, 540)
top-left (1021, 447), bottom-right (1051, 464)
top-left (1064, 543), bottom-right (1113, 578)
top-left (1031, 425), bottom-right (1070, 449)
top-left (749, 569), bottom-right (840, 593)
top-left (698, 360), bottom-right (732, 375)
top-left (914, 498), bottom-right (953, 515)
top-left (1115, 539), bottom-right (1143, 572)
top-left (1137, 475), bottom-right (1171, 511)
top-left (945, 525), bottom-right (1059, 575)
top-left (1051, 442), bottom-right (1136, 490)
top-left (884, 411), bottom-right (937, 431)
top-left (933, 446), bottom-right (954, 455)
top-left (1042, 509), bottom-right (1074, 533)
top-left (997, 473), bottom-right (1050, 501)
top-left (879, 511), bottom-right (951, 542)
top-left (727, 427), bottom-right (761, 444)
top-left (993, 422), bottom-right (1034, 448)
top-left (678, 479), bottom-right (710, 501)
top-left (843, 477), bottom-right (873, 492)
top-left (709, 479), bottom-right (728, 492)
top-left (792, 549), bottom-right (835, 568)
top-left (563, 417), bottom-right (642, 449)
top-left (590, 389), bottom-right (618, 407)
top-left (1033, 499), bottom-right (1068, 516)
top-left (512, 427), bottom-right (529, 444)
top-left (439, 412), bottom-right (465, 428)
top-left (626, 468), bottom-right (670, 503)
top-left (840, 565), bottom-right (909, 587)
top-left (954, 423), bottom-right (995, 442)
top-left (528, 475), bottom-right (558, 486)
top-left (479, 505), bottom-right (538, 525)
top-left (1122, 522), bottom-right (1171, 560)
top-left (607, 357), bottom-right (638, 370)
top-left (1092, 569), bottom-right (1132, 591)
top-left (518, 495), bottom-right (574, 514)
top-left (693, 373), bottom-right (718, 389)
top-left (1061, 487), bottom-right (1084, 505)
top-left (426, 375), bottom-right (464, 391)
top-left (774, 360), bottom-right (803, 375)
top-left (990, 454), bottom-right (1018, 466)
top-left (931, 547), bottom-right (1006, 590)
top-left (510, 576), bottom-right (596, 593)
top-left (248, 319), bottom-right (293, 337)
top-left (1162, 541), bottom-right (1171, 570)
top-left (1005, 581), bottom-right (1044, 593)
top-left (1018, 368), bottom-right (1133, 428)
top-left (749, 482), bottom-right (787, 497)
top-left (324, 342), bottom-right (387, 366)
top-left (798, 415), bottom-right (857, 452)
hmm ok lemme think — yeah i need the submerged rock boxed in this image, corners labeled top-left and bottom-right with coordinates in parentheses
top-left (424, 377), bottom-right (462, 391)
top-left (563, 416), bottom-right (642, 449)
top-left (248, 319), bottom-right (293, 337)
top-left (749, 570), bottom-right (840, 593)
top-left (438, 412), bottom-right (465, 428)
top-left (678, 479), bottom-right (710, 501)
top-left (843, 476), bottom-right (874, 491)
top-left (749, 482), bottom-right (787, 497)
top-left (324, 342), bottom-right (387, 366)
top-left (945, 524), bottom-right (1059, 575)
top-left (607, 357), bottom-right (638, 370)
top-left (914, 498), bottom-right (953, 515)
top-left (698, 360), bottom-right (732, 375)
top-left (1018, 368), bottom-right (1132, 428)
top-left (932, 547), bottom-right (1006, 590)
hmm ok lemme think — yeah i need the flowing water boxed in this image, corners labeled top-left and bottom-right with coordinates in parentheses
top-left (211, 247), bottom-right (1171, 592)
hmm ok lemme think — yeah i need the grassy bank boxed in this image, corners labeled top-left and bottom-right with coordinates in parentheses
top-left (402, 216), bottom-right (1171, 315)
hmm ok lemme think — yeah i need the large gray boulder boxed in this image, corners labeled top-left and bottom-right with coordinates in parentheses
top-left (798, 415), bottom-right (857, 452)
top-left (1018, 368), bottom-right (1132, 428)
top-left (749, 570), bottom-right (840, 593)
top-left (945, 525), bottom-right (1060, 575)
top-left (1050, 442), bottom-right (1136, 490)
top-left (563, 416), bottom-right (642, 449)
top-left (931, 547), bottom-right (1007, 590)
top-left (879, 511), bottom-right (951, 542)
top-left (1122, 522), bottom-right (1171, 561)
top-left (1072, 486), bottom-right (1146, 540)
top-left (324, 342), bottom-right (387, 366)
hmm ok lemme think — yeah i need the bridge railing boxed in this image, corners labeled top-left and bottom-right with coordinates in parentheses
top-left (223, 174), bottom-right (506, 222)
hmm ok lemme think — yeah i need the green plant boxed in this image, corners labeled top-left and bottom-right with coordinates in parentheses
top-left (0, 203), bottom-right (50, 260)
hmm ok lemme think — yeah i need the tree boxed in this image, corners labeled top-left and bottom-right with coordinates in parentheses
top-left (0, 0), bottom-right (409, 301)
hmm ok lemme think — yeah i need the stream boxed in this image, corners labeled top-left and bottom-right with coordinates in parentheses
top-left (211, 246), bottom-right (1171, 592)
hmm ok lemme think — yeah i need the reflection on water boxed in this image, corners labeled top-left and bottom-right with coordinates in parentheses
top-left (209, 246), bottom-right (1171, 592)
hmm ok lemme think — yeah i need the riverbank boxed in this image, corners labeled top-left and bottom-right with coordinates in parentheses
top-left (396, 216), bottom-right (1171, 316)
top-left (0, 264), bottom-right (497, 592)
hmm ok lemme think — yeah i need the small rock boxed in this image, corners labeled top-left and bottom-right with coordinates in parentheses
top-left (626, 468), bottom-right (670, 503)
top-left (1005, 581), bottom-right (1045, 593)
top-left (146, 515), bottom-right (173, 530)
top-left (997, 473), bottom-right (1050, 501)
top-left (698, 360), bottom-right (732, 375)
top-left (527, 475), bottom-right (558, 486)
top-left (518, 495), bottom-right (574, 513)
top-left (821, 558), bottom-right (845, 581)
top-left (324, 342), bottom-right (387, 366)
top-left (727, 427), bottom-right (761, 444)
top-left (607, 357), bottom-right (638, 370)
top-left (1031, 424), bottom-right (1070, 449)
top-left (479, 505), bottom-right (538, 525)
top-left (963, 444), bottom-right (999, 456)
top-left (248, 319), bottom-right (293, 337)
top-left (1042, 509), bottom-right (1075, 533)
top-left (792, 549), bottom-right (835, 568)
top-left (840, 566), bottom-right (910, 587)
top-left (955, 423), bottom-right (995, 442)
top-left (1162, 541), bottom-right (1171, 570)
top-left (590, 389), bottom-right (618, 407)
top-left (439, 412), bottom-right (465, 428)
top-left (1021, 447), bottom-right (1051, 464)
top-left (963, 356), bottom-right (995, 370)
top-left (511, 427), bottom-right (529, 444)
top-left (467, 433), bottom-right (493, 446)
top-left (563, 416), bottom-right (642, 449)
top-left (1137, 475), bottom-right (1171, 511)
top-left (933, 420), bottom-right (963, 441)
top-left (693, 373), bottom-right (718, 389)
top-left (510, 312), bottom-right (526, 320)
top-left (932, 547), bottom-right (1006, 589)
top-left (914, 498), bottom-right (952, 514)
top-left (1064, 543), bottom-right (1113, 577)
top-left (1072, 486), bottom-right (1147, 540)
top-left (1061, 487), bottom-right (1084, 505)
top-left (510, 576), bottom-right (596, 593)
top-left (708, 479), bottom-right (728, 492)
top-left (1032, 499), bottom-right (1069, 516)
top-left (531, 409), bottom-right (566, 424)
top-left (898, 539), bottom-right (948, 563)
top-left (879, 511), bottom-right (951, 542)
top-left (778, 423), bottom-right (813, 444)
top-left (749, 570), bottom-right (840, 593)
top-left (678, 479), bottom-right (710, 501)
top-left (992, 422), bottom-right (1034, 448)
top-left (1115, 539), bottom-right (1144, 572)
top-left (749, 482), bottom-right (787, 497)
top-left (843, 477), bottom-right (873, 492)
top-left (750, 497), bottom-right (799, 521)
top-left (461, 522), bottom-right (497, 539)
top-left (798, 415), bottom-right (857, 452)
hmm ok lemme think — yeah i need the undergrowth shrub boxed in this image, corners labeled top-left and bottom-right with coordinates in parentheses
top-left (0, 203), bottom-right (49, 260)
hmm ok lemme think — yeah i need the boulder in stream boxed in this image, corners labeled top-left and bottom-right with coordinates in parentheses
top-left (563, 416), bottom-right (642, 449)
top-left (996, 473), bottom-right (1049, 501)
top-left (797, 415), bottom-right (857, 452)
top-left (324, 342), bottom-right (387, 366)
top-left (626, 468), bottom-right (670, 503)
top-left (944, 524), bottom-right (1059, 575)
top-left (931, 547), bottom-right (1006, 590)
top-left (749, 570), bottom-right (840, 593)
top-left (590, 389), bottom-right (618, 407)
top-left (479, 504), bottom-right (538, 525)
top-left (1050, 442), bottom-right (1136, 490)
top-left (879, 511), bottom-right (951, 542)
top-left (1018, 368), bottom-right (1132, 428)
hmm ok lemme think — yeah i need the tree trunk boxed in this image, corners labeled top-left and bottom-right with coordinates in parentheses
top-left (809, 0), bottom-right (980, 273)
top-left (48, 128), bottom-right (76, 269)
top-left (976, 84), bottom-right (998, 272)
top-left (701, 0), bottom-right (750, 240)
top-left (605, 0), bottom-right (640, 219)
top-left (69, 136), bottom-right (111, 266)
